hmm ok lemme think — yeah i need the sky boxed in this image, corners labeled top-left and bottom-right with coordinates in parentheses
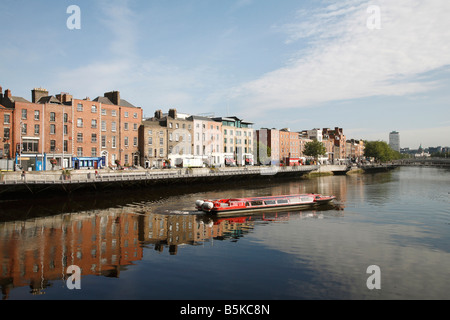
top-left (1, 0), bottom-right (449, 149)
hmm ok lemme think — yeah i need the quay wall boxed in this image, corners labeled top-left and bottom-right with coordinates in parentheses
top-left (0, 165), bottom-right (319, 199)
top-left (0, 164), bottom-right (363, 199)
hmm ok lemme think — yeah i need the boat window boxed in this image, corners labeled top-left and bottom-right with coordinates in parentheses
top-left (250, 200), bottom-right (263, 206)
top-left (277, 199), bottom-right (288, 204)
top-left (264, 200), bottom-right (276, 205)
top-left (289, 197), bottom-right (301, 203)
top-left (245, 202), bottom-right (250, 206)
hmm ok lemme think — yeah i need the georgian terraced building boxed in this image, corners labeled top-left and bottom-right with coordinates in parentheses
top-left (0, 85), bottom-right (142, 171)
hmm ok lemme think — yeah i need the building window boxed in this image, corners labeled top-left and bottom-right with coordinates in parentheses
top-left (50, 112), bottom-right (56, 122)
top-left (21, 124), bottom-right (27, 135)
top-left (159, 138), bottom-right (163, 146)
top-left (91, 119), bottom-right (97, 129)
top-left (124, 137), bottom-right (129, 147)
top-left (77, 147), bottom-right (83, 157)
top-left (77, 118), bottom-right (83, 127)
top-left (124, 154), bottom-right (129, 164)
top-left (34, 110), bottom-right (40, 120)
top-left (112, 110), bottom-right (117, 117)
top-left (91, 134), bottom-right (97, 143)
top-left (91, 105), bottom-right (97, 113)
top-left (50, 124), bottom-right (56, 134)
top-left (112, 136), bottom-right (116, 148)
top-left (4, 128), bottom-right (10, 139)
top-left (101, 135), bottom-right (106, 148)
top-left (77, 133), bottom-right (83, 142)
top-left (64, 125), bottom-right (68, 135)
top-left (111, 122), bottom-right (116, 132)
top-left (124, 123), bottom-right (129, 131)
top-left (101, 109), bottom-right (107, 115)
top-left (133, 112), bottom-right (138, 118)
top-left (91, 147), bottom-right (97, 157)
top-left (34, 125), bottom-right (39, 135)
top-left (64, 113), bottom-right (68, 123)
top-left (77, 104), bottom-right (83, 112)
top-left (124, 111), bottom-right (129, 118)
top-left (21, 109), bottom-right (27, 120)
top-left (64, 140), bottom-right (68, 152)
top-left (4, 114), bottom-right (10, 124)
top-left (133, 123), bottom-right (138, 130)
top-left (148, 137), bottom-right (153, 145)
top-left (50, 140), bottom-right (56, 152)
top-left (134, 137), bottom-right (138, 146)
top-left (22, 139), bottom-right (38, 153)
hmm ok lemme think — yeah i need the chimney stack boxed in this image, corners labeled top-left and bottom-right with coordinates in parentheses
top-left (104, 91), bottom-right (121, 105)
top-left (56, 92), bottom-right (73, 103)
top-left (168, 108), bottom-right (177, 119)
top-left (0, 86), bottom-right (3, 102)
top-left (5, 89), bottom-right (12, 99)
top-left (154, 109), bottom-right (162, 119)
top-left (32, 88), bottom-right (49, 103)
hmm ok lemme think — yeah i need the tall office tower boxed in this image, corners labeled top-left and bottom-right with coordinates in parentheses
top-left (389, 131), bottom-right (400, 152)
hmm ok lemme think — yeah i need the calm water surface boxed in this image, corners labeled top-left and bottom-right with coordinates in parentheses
top-left (1, 167), bottom-right (449, 300)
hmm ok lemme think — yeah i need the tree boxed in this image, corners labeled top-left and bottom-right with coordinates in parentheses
top-left (364, 140), bottom-right (405, 162)
top-left (303, 140), bottom-right (327, 160)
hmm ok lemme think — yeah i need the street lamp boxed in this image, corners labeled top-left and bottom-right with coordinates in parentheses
top-left (19, 121), bottom-right (23, 170)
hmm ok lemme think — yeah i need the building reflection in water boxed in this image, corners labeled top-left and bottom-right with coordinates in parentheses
top-left (0, 176), bottom-right (352, 299)
top-left (1, 204), bottom-right (342, 299)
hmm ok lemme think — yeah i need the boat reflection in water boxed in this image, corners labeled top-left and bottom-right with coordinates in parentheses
top-left (0, 199), bottom-right (341, 299)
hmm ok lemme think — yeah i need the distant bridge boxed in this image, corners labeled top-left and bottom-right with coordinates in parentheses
top-left (394, 158), bottom-right (450, 168)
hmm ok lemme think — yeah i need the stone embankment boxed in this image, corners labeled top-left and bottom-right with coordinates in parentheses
top-left (0, 165), bottom-right (317, 198)
top-left (0, 164), bottom-right (369, 199)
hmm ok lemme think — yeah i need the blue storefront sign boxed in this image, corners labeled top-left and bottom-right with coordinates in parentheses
top-left (72, 157), bottom-right (103, 169)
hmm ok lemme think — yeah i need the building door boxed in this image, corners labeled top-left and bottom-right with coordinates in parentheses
top-left (101, 151), bottom-right (108, 167)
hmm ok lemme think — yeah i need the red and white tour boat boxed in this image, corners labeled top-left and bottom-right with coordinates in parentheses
top-left (195, 194), bottom-right (336, 215)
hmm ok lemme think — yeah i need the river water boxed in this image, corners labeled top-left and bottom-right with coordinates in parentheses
top-left (1, 166), bottom-right (449, 300)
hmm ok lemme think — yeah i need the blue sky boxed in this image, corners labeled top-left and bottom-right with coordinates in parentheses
top-left (1, 0), bottom-right (449, 148)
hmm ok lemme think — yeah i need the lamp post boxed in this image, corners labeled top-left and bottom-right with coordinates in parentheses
top-left (19, 121), bottom-right (23, 170)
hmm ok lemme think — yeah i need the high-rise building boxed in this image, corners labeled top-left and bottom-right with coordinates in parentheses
top-left (389, 131), bottom-right (400, 152)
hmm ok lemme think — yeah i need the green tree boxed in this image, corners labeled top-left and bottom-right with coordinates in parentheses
top-left (364, 140), bottom-right (405, 162)
top-left (303, 140), bottom-right (327, 160)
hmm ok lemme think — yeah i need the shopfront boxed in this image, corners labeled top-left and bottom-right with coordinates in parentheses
top-left (72, 157), bottom-right (105, 170)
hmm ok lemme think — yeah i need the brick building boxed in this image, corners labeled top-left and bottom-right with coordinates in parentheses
top-left (323, 127), bottom-right (346, 163)
top-left (346, 139), bottom-right (365, 162)
top-left (139, 111), bottom-right (168, 168)
top-left (279, 128), bottom-right (302, 165)
top-left (0, 85), bottom-right (142, 170)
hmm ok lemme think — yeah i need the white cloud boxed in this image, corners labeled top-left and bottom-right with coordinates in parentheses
top-left (232, 0), bottom-right (450, 111)
top-left (51, 1), bottom-right (222, 114)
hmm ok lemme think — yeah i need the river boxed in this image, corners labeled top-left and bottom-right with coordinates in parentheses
top-left (1, 166), bottom-right (449, 300)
